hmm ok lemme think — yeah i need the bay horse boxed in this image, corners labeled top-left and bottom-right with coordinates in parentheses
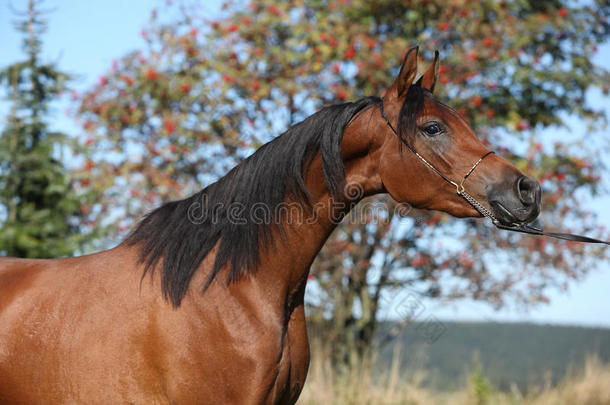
top-left (0, 47), bottom-right (541, 404)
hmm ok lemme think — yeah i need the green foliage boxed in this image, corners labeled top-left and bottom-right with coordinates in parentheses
top-left (0, 0), bottom-right (102, 257)
top-left (469, 360), bottom-right (495, 405)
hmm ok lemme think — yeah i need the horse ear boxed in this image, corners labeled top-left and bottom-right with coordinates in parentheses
top-left (387, 46), bottom-right (419, 99)
top-left (420, 50), bottom-right (440, 93)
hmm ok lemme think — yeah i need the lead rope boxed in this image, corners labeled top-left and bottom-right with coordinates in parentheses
top-left (379, 99), bottom-right (610, 245)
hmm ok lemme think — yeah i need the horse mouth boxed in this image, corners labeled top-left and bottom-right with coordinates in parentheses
top-left (490, 200), bottom-right (531, 226)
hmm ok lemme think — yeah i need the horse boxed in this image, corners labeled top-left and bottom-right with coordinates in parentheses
top-left (0, 47), bottom-right (540, 404)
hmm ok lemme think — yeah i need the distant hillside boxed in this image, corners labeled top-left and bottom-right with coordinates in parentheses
top-left (373, 321), bottom-right (610, 392)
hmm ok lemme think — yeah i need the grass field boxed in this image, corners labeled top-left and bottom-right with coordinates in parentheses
top-left (298, 348), bottom-right (610, 405)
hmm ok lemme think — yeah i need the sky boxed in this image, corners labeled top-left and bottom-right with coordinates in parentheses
top-left (1, 0), bottom-right (609, 328)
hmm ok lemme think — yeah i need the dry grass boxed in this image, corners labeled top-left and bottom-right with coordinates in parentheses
top-left (524, 356), bottom-right (610, 405)
top-left (298, 346), bottom-right (610, 405)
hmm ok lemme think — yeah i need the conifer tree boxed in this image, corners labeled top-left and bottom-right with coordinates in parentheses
top-left (0, 0), bottom-right (99, 257)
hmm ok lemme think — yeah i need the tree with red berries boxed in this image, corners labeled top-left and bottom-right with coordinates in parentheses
top-left (78, 0), bottom-right (610, 370)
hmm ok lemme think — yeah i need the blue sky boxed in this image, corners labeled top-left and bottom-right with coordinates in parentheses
top-left (1, 0), bottom-right (609, 327)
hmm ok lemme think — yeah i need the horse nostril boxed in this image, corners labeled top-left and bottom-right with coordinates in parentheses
top-left (516, 176), bottom-right (539, 205)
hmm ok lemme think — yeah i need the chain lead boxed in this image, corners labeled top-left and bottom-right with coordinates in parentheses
top-left (379, 98), bottom-right (609, 245)
top-left (379, 99), bottom-right (496, 221)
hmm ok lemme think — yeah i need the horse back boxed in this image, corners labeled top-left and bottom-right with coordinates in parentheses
top-left (0, 257), bottom-right (48, 312)
top-left (0, 250), bottom-right (164, 404)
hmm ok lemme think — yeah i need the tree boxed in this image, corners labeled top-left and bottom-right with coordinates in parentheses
top-left (0, 0), bottom-right (101, 258)
top-left (78, 0), bottom-right (610, 370)
top-left (75, 5), bottom-right (248, 229)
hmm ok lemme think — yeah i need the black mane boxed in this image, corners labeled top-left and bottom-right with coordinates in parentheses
top-left (126, 97), bottom-right (380, 306)
top-left (127, 86), bottom-right (426, 307)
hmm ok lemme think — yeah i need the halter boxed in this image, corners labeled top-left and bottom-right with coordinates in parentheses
top-left (379, 99), bottom-right (609, 245)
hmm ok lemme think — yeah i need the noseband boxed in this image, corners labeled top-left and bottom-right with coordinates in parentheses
top-left (379, 99), bottom-right (609, 245)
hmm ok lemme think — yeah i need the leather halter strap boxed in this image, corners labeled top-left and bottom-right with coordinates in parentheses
top-left (379, 99), bottom-right (609, 245)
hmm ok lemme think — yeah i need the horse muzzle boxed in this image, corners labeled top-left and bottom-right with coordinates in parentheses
top-left (488, 175), bottom-right (541, 225)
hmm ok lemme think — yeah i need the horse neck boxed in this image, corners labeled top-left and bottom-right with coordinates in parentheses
top-left (253, 112), bottom-right (384, 310)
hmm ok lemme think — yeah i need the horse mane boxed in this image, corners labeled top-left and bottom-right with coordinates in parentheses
top-left (126, 96), bottom-right (381, 306)
top-left (126, 85), bottom-right (426, 307)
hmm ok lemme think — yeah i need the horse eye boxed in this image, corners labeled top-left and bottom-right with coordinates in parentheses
top-left (422, 123), bottom-right (443, 136)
